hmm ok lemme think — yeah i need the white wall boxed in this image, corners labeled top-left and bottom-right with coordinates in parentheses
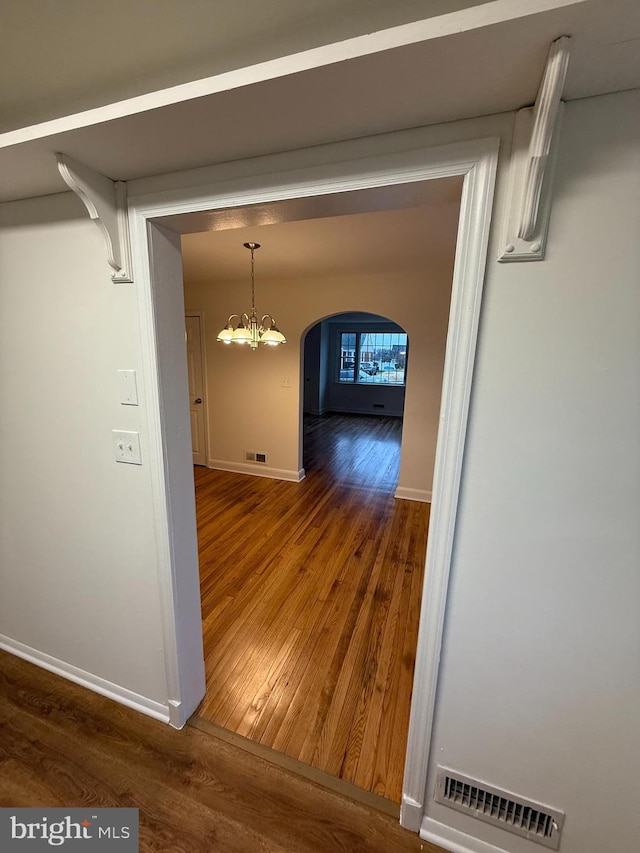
top-left (424, 89), bottom-right (640, 853)
top-left (0, 193), bottom-right (169, 712)
top-left (184, 265), bottom-right (455, 493)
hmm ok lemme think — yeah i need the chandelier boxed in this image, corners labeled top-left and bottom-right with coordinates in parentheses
top-left (216, 242), bottom-right (286, 349)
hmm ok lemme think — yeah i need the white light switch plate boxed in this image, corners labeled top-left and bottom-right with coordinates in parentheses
top-left (117, 369), bottom-right (139, 405)
top-left (112, 430), bottom-right (142, 465)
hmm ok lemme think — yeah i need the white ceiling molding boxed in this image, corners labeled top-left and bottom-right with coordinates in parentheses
top-left (56, 154), bottom-right (133, 283)
top-left (498, 36), bottom-right (571, 262)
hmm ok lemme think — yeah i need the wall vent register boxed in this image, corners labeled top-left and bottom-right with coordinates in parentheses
top-left (434, 767), bottom-right (564, 849)
top-left (245, 451), bottom-right (267, 463)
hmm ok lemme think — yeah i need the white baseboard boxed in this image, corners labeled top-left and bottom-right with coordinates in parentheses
top-left (394, 486), bottom-right (432, 503)
top-left (0, 634), bottom-right (170, 723)
top-left (208, 459), bottom-right (305, 482)
top-left (420, 817), bottom-right (509, 853)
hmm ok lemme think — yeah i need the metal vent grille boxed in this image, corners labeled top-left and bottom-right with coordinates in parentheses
top-left (435, 767), bottom-right (564, 849)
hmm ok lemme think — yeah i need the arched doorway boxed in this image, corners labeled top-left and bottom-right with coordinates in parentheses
top-left (302, 311), bottom-right (409, 491)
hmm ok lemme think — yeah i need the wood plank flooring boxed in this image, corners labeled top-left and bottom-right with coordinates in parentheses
top-left (193, 414), bottom-right (430, 804)
top-left (0, 650), bottom-right (447, 853)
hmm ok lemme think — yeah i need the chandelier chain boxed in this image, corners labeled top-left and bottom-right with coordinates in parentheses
top-left (250, 245), bottom-right (256, 314)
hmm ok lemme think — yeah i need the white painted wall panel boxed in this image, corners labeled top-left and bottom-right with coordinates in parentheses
top-left (425, 89), bottom-right (640, 853)
top-left (0, 192), bottom-right (168, 706)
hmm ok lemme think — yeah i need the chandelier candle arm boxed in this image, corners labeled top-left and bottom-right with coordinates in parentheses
top-left (216, 242), bottom-right (287, 349)
top-left (259, 314), bottom-right (287, 346)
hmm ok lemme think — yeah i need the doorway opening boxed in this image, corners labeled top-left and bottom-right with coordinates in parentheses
top-left (303, 311), bottom-right (408, 413)
top-left (132, 134), bottom-right (498, 829)
top-left (302, 310), bottom-right (409, 490)
top-left (178, 186), bottom-right (459, 807)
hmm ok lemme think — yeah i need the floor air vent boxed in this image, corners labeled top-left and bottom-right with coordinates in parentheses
top-left (435, 767), bottom-right (564, 850)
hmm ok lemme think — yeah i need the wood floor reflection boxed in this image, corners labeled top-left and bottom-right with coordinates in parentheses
top-left (192, 413), bottom-right (429, 804)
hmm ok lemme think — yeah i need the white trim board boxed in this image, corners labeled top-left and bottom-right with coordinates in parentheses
top-left (127, 128), bottom-right (499, 834)
top-left (0, 635), bottom-right (170, 723)
top-left (399, 137), bottom-right (498, 831)
top-left (394, 487), bottom-right (432, 503)
top-left (421, 817), bottom-right (511, 853)
top-left (208, 460), bottom-right (305, 482)
top-left (136, 222), bottom-right (207, 730)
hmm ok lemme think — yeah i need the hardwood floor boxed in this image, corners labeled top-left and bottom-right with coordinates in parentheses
top-left (193, 414), bottom-right (430, 804)
top-left (0, 650), bottom-right (448, 853)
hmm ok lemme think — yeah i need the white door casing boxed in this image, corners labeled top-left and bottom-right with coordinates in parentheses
top-left (128, 131), bottom-right (499, 828)
top-left (185, 314), bottom-right (207, 465)
top-left (136, 222), bottom-right (206, 728)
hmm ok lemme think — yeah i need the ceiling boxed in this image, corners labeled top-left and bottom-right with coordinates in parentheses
top-left (1, 0), bottom-right (639, 203)
top-left (180, 177), bottom-right (462, 284)
top-left (0, 0), bottom-right (489, 132)
top-left (165, 173), bottom-right (464, 236)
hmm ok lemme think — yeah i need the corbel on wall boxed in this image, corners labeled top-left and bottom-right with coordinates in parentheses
top-left (499, 35), bottom-right (571, 262)
top-left (56, 153), bottom-right (134, 283)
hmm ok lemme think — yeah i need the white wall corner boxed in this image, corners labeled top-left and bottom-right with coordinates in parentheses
top-left (56, 153), bottom-right (134, 282)
top-left (498, 36), bottom-right (571, 262)
top-left (207, 459), bottom-right (305, 482)
top-left (394, 486), bottom-right (432, 503)
top-left (0, 634), bottom-right (170, 723)
top-left (420, 817), bottom-right (510, 853)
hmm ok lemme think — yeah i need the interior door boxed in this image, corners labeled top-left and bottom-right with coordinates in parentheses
top-left (185, 314), bottom-right (207, 465)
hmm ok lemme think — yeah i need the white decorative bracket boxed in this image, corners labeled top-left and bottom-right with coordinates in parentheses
top-left (498, 36), bottom-right (571, 262)
top-left (56, 153), bottom-right (133, 283)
